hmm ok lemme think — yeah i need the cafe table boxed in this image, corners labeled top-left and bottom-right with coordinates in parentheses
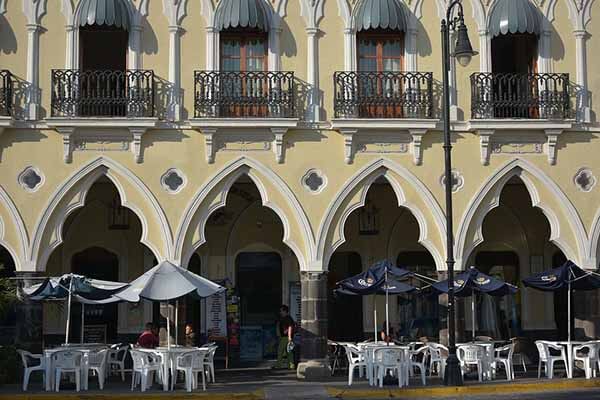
top-left (551, 341), bottom-right (586, 379)
top-left (137, 346), bottom-right (198, 391)
top-left (43, 343), bottom-right (108, 391)
top-left (358, 342), bottom-right (410, 386)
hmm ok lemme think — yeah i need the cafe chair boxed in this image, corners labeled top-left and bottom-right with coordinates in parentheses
top-left (535, 341), bottom-right (567, 379)
top-left (17, 350), bottom-right (45, 391)
top-left (492, 344), bottom-right (514, 381)
top-left (52, 350), bottom-right (84, 392)
top-left (457, 345), bottom-right (485, 382)
top-left (409, 346), bottom-right (428, 385)
top-left (130, 350), bottom-right (163, 392)
top-left (107, 344), bottom-right (129, 381)
top-left (203, 345), bottom-right (218, 383)
top-left (573, 342), bottom-right (600, 379)
top-left (174, 349), bottom-right (209, 392)
top-left (343, 344), bottom-right (366, 386)
top-left (373, 347), bottom-right (407, 388)
top-left (510, 337), bottom-right (528, 373)
top-left (86, 349), bottom-right (109, 390)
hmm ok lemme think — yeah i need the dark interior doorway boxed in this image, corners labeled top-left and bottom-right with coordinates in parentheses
top-left (328, 252), bottom-right (363, 341)
top-left (80, 25), bottom-right (128, 71)
top-left (552, 251), bottom-right (572, 340)
top-left (236, 252), bottom-right (282, 360)
top-left (491, 33), bottom-right (538, 75)
top-left (71, 246), bottom-right (119, 343)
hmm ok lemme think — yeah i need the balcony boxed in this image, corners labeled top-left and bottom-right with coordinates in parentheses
top-left (0, 70), bottom-right (13, 117)
top-left (194, 71), bottom-right (296, 119)
top-left (471, 72), bottom-right (570, 120)
top-left (50, 69), bottom-right (155, 118)
top-left (333, 71), bottom-right (434, 119)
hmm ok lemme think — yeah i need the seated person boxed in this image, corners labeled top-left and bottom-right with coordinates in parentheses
top-left (185, 323), bottom-right (197, 347)
top-left (137, 322), bottom-right (159, 348)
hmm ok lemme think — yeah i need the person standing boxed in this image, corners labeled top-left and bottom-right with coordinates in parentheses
top-left (273, 305), bottom-right (295, 369)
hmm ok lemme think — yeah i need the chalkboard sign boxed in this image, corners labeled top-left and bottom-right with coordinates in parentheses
top-left (240, 326), bottom-right (263, 360)
top-left (206, 291), bottom-right (227, 337)
top-left (83, 324), bottom-right (107, 344)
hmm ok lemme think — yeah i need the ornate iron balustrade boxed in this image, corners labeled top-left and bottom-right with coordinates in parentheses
top-left (51, 69), bottom-right (155, 118)
top-left (471, 72), bottom-right (570, 119)
top-left (0, 70), bottom-right (12, 117)
top-left (194, 71), bottom-right (295, 118)
top-left (333, 71), bottom-right (434, 119)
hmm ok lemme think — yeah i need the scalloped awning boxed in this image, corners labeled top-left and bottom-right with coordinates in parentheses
top-left (354, 0), bottom-right (409, 32)
top-left (77, 0), bottom-right (131, 30)
top-left (215, 0), bottom-right (271, 32)
top-left (489, 0), bottom-right (542, 37)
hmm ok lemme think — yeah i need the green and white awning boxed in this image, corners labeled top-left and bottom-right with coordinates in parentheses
top-left (354, 0), bottom-right (409, 32)
top-left (215, 0), bottom-right (271, 32)
top-left (76, 0), bottom-right (131, 30)
top-left (489, 0), bottom-right (542, 37)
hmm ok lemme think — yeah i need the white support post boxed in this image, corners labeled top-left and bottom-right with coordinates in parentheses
top-left (269, 27), bottom-right (282, 72)
top-left (478, 29), bottom-right (490, 73)
top-left (343, 28), bottom-right (355, 71)
top-left (168, 25), bottom-right (182, 121)
top-left (306, 27), bottom-right (320, 122)
top-left (25, 23), bottom-right (41, 120)
top-left (206, 27), bottom-right (218, 71)
top-left (574, 30), bottom-right (591, 123)
top-left (129, 25), bottom-right (143, 70)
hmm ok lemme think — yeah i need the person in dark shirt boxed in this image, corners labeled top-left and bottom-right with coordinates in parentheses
top-left (185, 323), bottom-right (197, 347)
top-left (273, 305), bottom-right (295, 369)
top-left (137, 322), bottom-right (159, 348)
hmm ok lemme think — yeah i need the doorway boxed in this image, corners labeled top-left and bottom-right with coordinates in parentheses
top-left (235, 252), bottom-right (282, 361)
top-left (328, 252), bottom-right (364, 341)
top-left (71, 247), bottom-right (119, 343)
top-left (552, 251), bottom-right (571, 340)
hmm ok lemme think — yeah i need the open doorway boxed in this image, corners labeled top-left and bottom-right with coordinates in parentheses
top-left (328, 252), bottom-right (364, 341)
top-left (236, 252), bottom-right (282, 361)
top-left (71, 246), bottom-right (119, 343)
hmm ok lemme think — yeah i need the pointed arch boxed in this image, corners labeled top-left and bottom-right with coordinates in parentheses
top-left (0, 185), bottom-right (28, 271)
top-left (29, 156), bottom-right (173, 271)
top-left (174, 156), bottom-right (315, 270)
top-left (455, 158), bottom-right (586, 269)
top-left (316, 158), bottom-right (446, 270)
top-left (588, 209), bottom-right (600, 268)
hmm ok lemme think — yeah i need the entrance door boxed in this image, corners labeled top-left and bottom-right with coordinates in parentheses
top-left (328, 252), bottom-right (363, 341)
top-left (236, 252), bottom-right (282, 360)
top-left (71, 247), bottom-right (119, 343)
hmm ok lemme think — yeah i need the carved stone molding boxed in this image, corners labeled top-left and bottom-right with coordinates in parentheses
top-left (574, 167), bottom-right (596, 192)
top-left (439, 169), bottom-right (464, 193)
top-left (301, 169), bottom-right (327, 194)
top-left (18, 165), bottom-right (44, 192)
top-left (161, 168), bottom-right (187, 194)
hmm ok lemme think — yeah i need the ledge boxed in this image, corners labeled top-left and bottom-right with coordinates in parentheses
top-left (467, 119), bottom-right (574, 131)
top-left (331, 118), bottom-right (438, 131)
top-left (46, 118), bottom-right (159, 164)
top-left (0, 116), bottom-right (13, 135)
top-left (189, 118), bottom-right (299, 129)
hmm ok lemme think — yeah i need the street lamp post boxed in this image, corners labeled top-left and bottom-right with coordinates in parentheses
top-left (441, 0), bottom-right (477, 387)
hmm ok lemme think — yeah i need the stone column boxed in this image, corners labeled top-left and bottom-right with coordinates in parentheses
top-left (437, 271), bottom-right (465, 346)
top-left (297, 271), bottom-right (330, 380)
top-left (574, 30), bottom-right (591, 122)
top-left (25, 23), bottom-right (41, 120)
top-left (305, 27), bottom-right (321, 122)
top-left (15, 272), bottom-right (44, 352)
top-left (167, 25), bottom-right (183, 121)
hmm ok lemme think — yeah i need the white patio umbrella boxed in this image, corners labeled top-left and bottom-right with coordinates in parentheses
top-left (116, 260), bottom-right (225, 349)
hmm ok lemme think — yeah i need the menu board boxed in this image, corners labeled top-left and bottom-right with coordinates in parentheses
top-left (206, 291), bottom-right (227, 337)
top-left (83, 324), bottom-right (107, 344)
top-left (289, 282), bottom-right (301, 326)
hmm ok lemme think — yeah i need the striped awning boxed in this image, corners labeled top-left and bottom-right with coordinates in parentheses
top-left (76, 0), bottom-right (131, 30)
top-left (489, 0), bottom-right (542, 37)
top-left (215, 0), bottom-right (271, 32)
top-left (354, 0), bottom-right (409, 32)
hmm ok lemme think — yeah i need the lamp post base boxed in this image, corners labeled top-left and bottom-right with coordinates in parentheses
top-left (443, 354), bottom-right (464, 386)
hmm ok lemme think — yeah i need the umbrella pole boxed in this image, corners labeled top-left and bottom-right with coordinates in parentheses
top-left (472, 294), bottom-right (476, 342)
top-left (385, 269), bottom-right (390, 343)
top-left (167, 301), bottom-right (171, 350)
top-left (175, 300), bottom-right (178, 346)
top-left (81, 303), bottom-right (85, 344)
top-left (568, 280), bottom-right (572, 342)
top-left (65, 278), bottom-right (73, 344)
top-left (374, 299), bottom-right (378, 343)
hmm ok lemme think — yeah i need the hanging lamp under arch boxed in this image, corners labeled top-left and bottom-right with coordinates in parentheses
top-left (214, 0), bottom-right (271, 32)
top-left (489, 0), bottom-right (542, 38)
top-left (76, 0), bottom-right (132, 30)
top-left (354, 0), bottom-right (410, 32)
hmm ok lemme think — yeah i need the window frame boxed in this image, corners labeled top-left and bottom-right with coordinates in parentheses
top-left (219, 31), bottom-right (269, 72)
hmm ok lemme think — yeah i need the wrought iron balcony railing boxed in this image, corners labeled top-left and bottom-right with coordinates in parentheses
top-left (51, 69), bottom-right (155, 118)
top-left (0, 70), bottom-right (13, 117)
top-left (471, 72), bottom-right (570, 119)
top-left (333, 71), bottom-right (434, 119)
top-left (194, 71), bottom-right (296, 118)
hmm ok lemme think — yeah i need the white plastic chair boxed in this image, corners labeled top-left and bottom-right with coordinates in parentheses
top-left (536, 341), bottom-right (567, 379)
top-left (86, 349), bottom-right (109, 390)
top-left (493, 344), bottom-right (514, 381)
top-left (373, 347), bottom-right (407, 388)
top-left (107, 344), bottom-right (129, 381)
top-left (427, 343), bottom-right (448, 379)
top-left (457, 345), bottom-right (484, 382)
top-left (202, 345), bottom-right (218, 383)
top-left (52, 350), bottom-right (84, 392)
top-left (174, 349), bottom-right (208, 392)
top-left (17, 350), bottom-right (45, 391)
top-left (573, 342), bottom-right (600, 379)
top-left (409, 346), bottom-right (428, 385)
top-left (130, 350), bottom-right (163, 392)
top-left (343, 344), bottom-right (366, 386)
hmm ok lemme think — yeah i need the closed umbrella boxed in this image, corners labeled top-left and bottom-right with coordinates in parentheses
top-left (116, 261), bottom-right (225, 349)
top-left (22, 273), bottom-right (128, 344)
top-left (431, 266), bottom-right (517, 341)
top-left (523, 260), bottom-right (600, 342)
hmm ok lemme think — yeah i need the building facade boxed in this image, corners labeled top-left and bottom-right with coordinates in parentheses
top-left (1, 0), bottom-right (600, 377)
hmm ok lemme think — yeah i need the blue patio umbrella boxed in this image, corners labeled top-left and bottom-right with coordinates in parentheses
top-left (22, 273), bottom-right (129, 344)
top-left (523, 260), bottom-right (600, 342)
top-left (431, 266), bottom-right (518, 340)
top-left (334, 260), bottom-right (427, 341)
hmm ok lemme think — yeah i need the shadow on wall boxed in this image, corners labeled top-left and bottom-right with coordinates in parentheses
top-left (0, 16), bottom-right (17, 54)
top-left (154, 75), bottom-right (188, 120)
top-left (415, 18), bottom-right (432, 58)
top-left (142, 17), bottom-right (158, 55)
top-left (548, 24), bottom-right (565, 63)
top-left (279, 17), bottom-right (297, 58)
top-left (0, 129), bottom-right (47, 162)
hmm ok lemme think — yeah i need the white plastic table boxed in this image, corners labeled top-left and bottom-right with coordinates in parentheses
top-left (552, 341), bottom-right (586, 379)
top-left (137, 346), bottom-right (198, 391)
top-left (457, 342), bottom-right (496, 381)
top-left (43, 344), bottom-right (108, 391)
top-left (359, 343), bottom-right (409, 386)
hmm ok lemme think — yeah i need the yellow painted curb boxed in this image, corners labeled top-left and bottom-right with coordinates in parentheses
top-left (327, 379), bottom-right (600, 398)
top-left (0, 389), bottom-right (265, 400)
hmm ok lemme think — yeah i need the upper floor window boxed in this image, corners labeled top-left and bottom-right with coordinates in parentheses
top-left (357, 31), bottom-right (404, 73)
top-left (80, 25), bottom-right (128, 72)
top-left (220, 32), bottom-right (268, 72)
top-left (491, 33), bottom-right (538, 75)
